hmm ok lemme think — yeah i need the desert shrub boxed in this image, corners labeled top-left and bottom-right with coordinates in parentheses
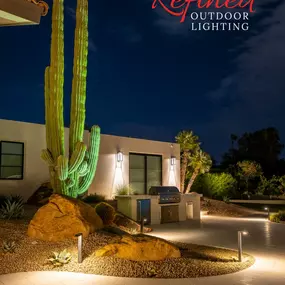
top-left (270, 211), bottom-right (285, 223)
top-left (48, 249), bottom-right (72, 267)
top-left (116, 184), bottom-right (134, 195)
top-left (192, 173), bottom-right (237, 199)
top-left (82, 193), bottom-right (105, 204)
top-left (0, 197), bottom-right (24, 219)
top-left (95, 202), bottom-right (115, 225)
top-left (2, 240), bottom-right (16, 253)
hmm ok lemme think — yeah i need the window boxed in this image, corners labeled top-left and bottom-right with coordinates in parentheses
top-left (0, 141), bottom-right (24, 180)
top-left (129, 153), bottom-right (162, 195)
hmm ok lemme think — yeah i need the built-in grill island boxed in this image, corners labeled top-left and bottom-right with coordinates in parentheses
top-left (149, 186), bottom-right (181, 204)
top-left (116, 187), bottom-right (202, 225)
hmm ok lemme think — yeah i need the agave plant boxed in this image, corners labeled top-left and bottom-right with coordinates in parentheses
top-left (2, 240), bottom-right (16, 253)
top-left (0, 198), bottom-right (24, 220)
top-left (48, 249), bottom-right (72, 267)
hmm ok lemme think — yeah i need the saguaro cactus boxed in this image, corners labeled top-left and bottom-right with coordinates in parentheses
top-left (41, 0), bottom-right (100, 198)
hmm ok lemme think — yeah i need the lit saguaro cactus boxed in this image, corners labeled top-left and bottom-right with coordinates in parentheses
top-left (41, 0), bottom-right (100, 198)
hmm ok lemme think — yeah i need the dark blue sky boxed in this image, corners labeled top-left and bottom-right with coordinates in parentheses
top-left (0, 0), bottom-right (284, 160)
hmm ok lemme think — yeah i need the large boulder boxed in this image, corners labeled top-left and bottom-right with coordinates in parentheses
top-left (27, 194), bottom-right (103, 242)
top-left (95, 235), bottom-right (181, 261)
top-left (95, 202), bottom-right (115, 225)
top-left (113, 213), bottom-right (152, 234)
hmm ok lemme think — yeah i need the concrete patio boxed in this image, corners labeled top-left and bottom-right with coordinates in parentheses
top-left (0, 216), bottom-right (284, 284)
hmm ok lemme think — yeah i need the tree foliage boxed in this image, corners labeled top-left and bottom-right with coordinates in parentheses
top-left (192, 173), bottom-right (237, 199)
top-left (185, 150), bottom-right (212, 193)
top-left (257, 175), bottom-right (285, 197)
top-left (175, 130), bottom-right (200, 192)
top-left (221, 128), bottom-right (284, 176)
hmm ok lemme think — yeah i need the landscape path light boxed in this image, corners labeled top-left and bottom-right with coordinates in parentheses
top-left (237, 231), bottom-right (248, 262)
top-left (264, 207), bottom-right (270, 220)
top-left (75, 233), bottom-right (83, 263)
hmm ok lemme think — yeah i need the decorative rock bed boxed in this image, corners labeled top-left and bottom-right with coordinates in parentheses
top-left (0, 219), bottom-right (254, 278)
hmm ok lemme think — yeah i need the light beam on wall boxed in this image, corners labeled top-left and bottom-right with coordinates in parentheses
top-left (169, 157), bottom-right (176, 186)
top-left (112, 151), bottom-right (124, 197)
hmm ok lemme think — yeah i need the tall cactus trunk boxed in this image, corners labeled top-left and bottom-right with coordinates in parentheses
top-left (42, 0), bottom-right (100, 198)
top-left (43, 0), bottom-right (66, 194)
top-left (69, 0), bottom-right (89, 197)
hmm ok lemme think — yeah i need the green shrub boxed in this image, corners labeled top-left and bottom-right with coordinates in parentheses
top-left (270, 211), bottom-right (285, 223)
top-left (192, 173), bottom-right (237, 199)
top-left (95, 202), bottom-right (115, 225)
top-left (116, 184), bottom-right (134, 195)
top-left (0, 198), bottom-right (24, 220)
top-left (82, 193), bottom-right (105, 204)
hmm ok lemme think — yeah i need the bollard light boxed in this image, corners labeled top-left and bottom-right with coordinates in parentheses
top-left (264, 207), bottom-right (270, 220)
top-left (75, 233), bottom-right (83, 263)
top-left (237, 231), bottom-right (248, 262)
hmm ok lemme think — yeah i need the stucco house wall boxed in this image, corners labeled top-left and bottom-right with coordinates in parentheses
top-left (0, 119), bottom-right (180, 200)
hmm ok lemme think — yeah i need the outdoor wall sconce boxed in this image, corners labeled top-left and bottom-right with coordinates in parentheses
top-left (75, 233), bottom-right (83, 263)
top-left (170, 156), bottom-right (176, 170)
top-left (237, 231), bottom-right (248, 262)
top-left (116, 151), bottom-right (123, 168)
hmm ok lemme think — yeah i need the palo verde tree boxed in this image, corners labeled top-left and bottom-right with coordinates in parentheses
top-left (175, 130), bottom-right (200, 193)
top-left (41, 0), bottom-right (100, 198)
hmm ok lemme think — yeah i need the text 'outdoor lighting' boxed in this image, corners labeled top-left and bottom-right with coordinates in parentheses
top-left (117, 151), bottom-right (123, 168)
top-left (237, 231), bottom-right (248, 262)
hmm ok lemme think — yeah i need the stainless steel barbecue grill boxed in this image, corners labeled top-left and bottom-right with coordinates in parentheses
top-left (149, 186), bottom-right (181, 204)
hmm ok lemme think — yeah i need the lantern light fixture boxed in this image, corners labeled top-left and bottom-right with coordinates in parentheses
top-left (171, 156), bottom-right (176, 166)
top-left (117, 151), bottom-right (123, 162)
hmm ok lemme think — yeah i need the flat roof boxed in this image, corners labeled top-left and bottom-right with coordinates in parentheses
top-left (0, 0), bottom-right (44, 27)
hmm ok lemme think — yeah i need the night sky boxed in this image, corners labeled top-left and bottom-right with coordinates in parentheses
top-left (0, 0), bottom-right (284, 160)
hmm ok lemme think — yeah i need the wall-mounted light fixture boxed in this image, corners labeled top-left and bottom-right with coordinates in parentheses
top-left (171, 156), bottom-right (176, 166)
top-left (116, 151), bottom-right (123, 168)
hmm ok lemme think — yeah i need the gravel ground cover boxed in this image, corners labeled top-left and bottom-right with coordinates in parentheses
top-left (0, 219), bottom-right (254, 278)
top-left (201, 198), bottom-right (264, 217)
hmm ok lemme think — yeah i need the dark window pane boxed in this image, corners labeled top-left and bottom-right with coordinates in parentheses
top-left (147, 156), bottom-right (162, 192)
top-left (1, 142), bottom-right (23, 155)
top-left (0, 167), bottom-right (22, 179)
top-left (1, 154), bottom-right (23, 166)
top-left (129, 154), bottom-right (145, 195)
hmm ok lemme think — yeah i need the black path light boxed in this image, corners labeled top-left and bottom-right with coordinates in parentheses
top-left (75, 233), bottom-right (83, 263)
top-left (264, 207), bottom-right (270, 220)
top-left (237, 231), bottom-right (248, 262)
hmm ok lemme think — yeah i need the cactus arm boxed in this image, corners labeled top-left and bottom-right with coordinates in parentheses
top-left (57, 155), bottom-right (69, 181)
top-left (41, 149), bottom-right (54, 166)
top-left (68, 142), bottom-right (87, 174)
top-left (77, 125), bottom-right (100, 194)
top-left (69, 0), bottom-right (89, 154)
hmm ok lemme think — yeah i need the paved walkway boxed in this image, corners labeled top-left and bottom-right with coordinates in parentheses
top-left (1, 216), bottom-right (285, 284)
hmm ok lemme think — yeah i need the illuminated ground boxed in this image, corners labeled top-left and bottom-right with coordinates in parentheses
top-left (0, 216), bottom-right (284, 284)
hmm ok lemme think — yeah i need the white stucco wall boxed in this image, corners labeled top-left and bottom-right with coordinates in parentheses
top-left (89, 135), bottom-right (180, 198)
top-left (0, 119), bottom-right (180, 200)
